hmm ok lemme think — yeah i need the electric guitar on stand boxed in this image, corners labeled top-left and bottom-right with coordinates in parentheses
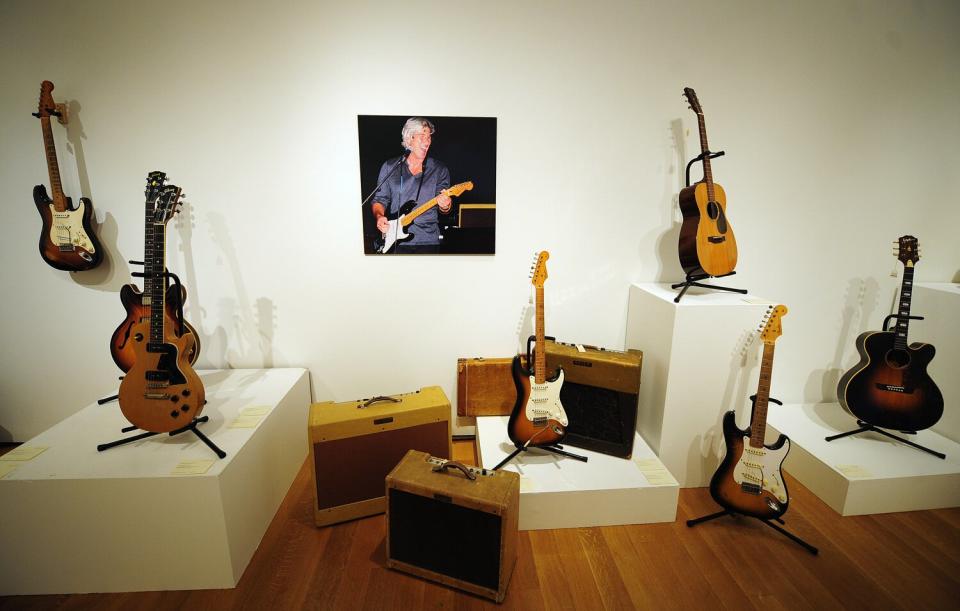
top-left (110, 172), bottom-right (200, 372)
top-left (118, 184), bottom-right (205, 433)
top-left (678, 87), bottom-right (737, 278)
top-left (710, 305), bottom-right (790, 520)
top-left (32, 80), bottom-right (103, 271)
top-left (507, 251), bottom-right (569, 449)
top-left (376, 181), bottom-right (473, 253)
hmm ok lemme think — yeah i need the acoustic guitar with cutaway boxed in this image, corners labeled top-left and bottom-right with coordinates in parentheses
top-left (32, 80), bottom-right (103, 271)
top-left (118, 184), bottom-right (205, 433)
top-left (710, 305), bottom-right (790, 520)
top-left (110, 172), bottom-right (200, 372)
top-left (507, 251), bottom-right (568, 449)
top-left (837, 236), bottom-right (943, 432)
top-left (678, 87), bottom-right (737, 277)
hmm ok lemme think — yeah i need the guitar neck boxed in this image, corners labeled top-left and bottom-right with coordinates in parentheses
top-left (401, 194), bottom-right (440, 227)
top-left (696, 113), bottom-right (715, 202)
top-left (749, 342), bottom-right (775, 448)
top-left (534, 286), bottom-right (546, 384)
top-left (40, 116), bottom-right (66, 210)
top-left (893, 264), bottom-right (915, 350)
top-left (148, 221), bottom-right (167, 345)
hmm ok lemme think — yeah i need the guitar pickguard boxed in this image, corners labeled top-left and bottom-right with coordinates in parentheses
top-left (524, 369), bottom-right (568, 426)
top-left (732, 436), bottom-right (789, 505)
top-left (48, 202), bottom-right (96, 254)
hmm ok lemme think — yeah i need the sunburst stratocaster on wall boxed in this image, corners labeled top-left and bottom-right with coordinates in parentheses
top-left (376, 181), bottom-right (473, 253)
top-left (110, 172), bottom-right (200, 372)
top-left (678, 87), bottom-right (737, 277)
top-left (507, 251), bottom-right (568, 449)
top-left (837, 236), bottom-right (943, 432)
top-left (709, 305), bottom-right (790, 520)
top-left (32, 80), bottom-right (103, 271)
top-left (118, 184), bottom-right (205, 433)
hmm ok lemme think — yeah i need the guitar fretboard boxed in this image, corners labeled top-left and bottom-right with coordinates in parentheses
top-left (749, 342), bottom-right (776, 448)
top-left (534, 286), bottom-right (546, 384)
top-left (894, 265), bottom-right (915, 351)
top-left (696, 113), bottom-right (715, 203)
top-left (148, 220), bottom-right (166, 346)
top-left (40, 116), bottom-right (65, 210)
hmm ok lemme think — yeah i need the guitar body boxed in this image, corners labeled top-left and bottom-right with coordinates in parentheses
top-left (110, 283), bottom-right (201, 372)
top-left (678, 181), bottom-right (737, 277)
top-left (33, 185), bottom-right (103, 271)
top-left (710, 410), bottom-right (790, 520)
top-left (118, 321), bottom-right (205, 433)
top-left (838, 330), bottom-right (943, 431)
top-left (507, 355), bottom-right (568, 448)
top-left (374, 199), bottom-right (418, 253)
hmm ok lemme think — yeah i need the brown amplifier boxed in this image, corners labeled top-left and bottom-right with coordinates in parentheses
top-left (308, 386), bottom-right (452, 527)
top-left (386, 450), bottom-right (519, 603)
top-left (457, 340), bottom-right (642, 458)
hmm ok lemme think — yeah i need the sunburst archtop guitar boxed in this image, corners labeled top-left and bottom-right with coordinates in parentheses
top-left (709, 305), bottom-right (790, 520)
top-left (678, 87), bottom-right (737, 277)
top-left (507, 251), bottom-right (568, 449)
top-left (32, 80), bottom-right (102, 271)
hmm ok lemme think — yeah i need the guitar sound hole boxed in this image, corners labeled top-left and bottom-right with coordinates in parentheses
top-left (707, 201), bottom-right (719, 220)
top-left (885, 349), bottom-right (911, 369)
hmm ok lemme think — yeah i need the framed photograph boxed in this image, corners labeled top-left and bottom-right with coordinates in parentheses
top-left (358, 115), bottom-right (497, 255)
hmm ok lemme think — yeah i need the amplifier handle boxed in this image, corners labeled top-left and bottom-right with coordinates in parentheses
top-left (360, 396), bottom-right (401, 408)
top-left (431, 460), bottom-right (476, 481)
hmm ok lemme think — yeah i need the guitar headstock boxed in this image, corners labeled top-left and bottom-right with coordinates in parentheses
top-left (530, 251), bottom-right (549, 288)
top-left (683, 87), bottom-right (703, 115)
top-left (895, 235), bottom-right (920, 267)
top-left (155, 184), bottom-right (184, 225)
top-left (36, 81), bottom-right (55, 118)
top-left (145, 171), bottom-right (167, 204)
top-left (759, 305), bottom-right (788, 344)
top-left (445, 181), bottom-right (474, 197)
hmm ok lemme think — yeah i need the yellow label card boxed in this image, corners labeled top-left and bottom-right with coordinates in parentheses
top-left (229, 415), bottom-right (265, 429)
top-left (0, 463), bottom-right (18, 479)
top-left (241, 406), bottom-right (272, 416)
top-left (0, 446), bottom-right (49, 462)
top-left (171, 459), bottom-right (216, 475)
top-left (835, 464), bottom-right (873, 479)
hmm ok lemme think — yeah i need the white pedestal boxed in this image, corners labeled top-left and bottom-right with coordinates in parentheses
top-left (0, 368), bottom-right (310, 595)
top-left (767, 402), bottom-right (960, 516)
top-left (624, 282), bottom-right (774, 487)
top-left (475, 416), bottom-right (678, 530)
top-left (913, 282), bottom-right (960, 443)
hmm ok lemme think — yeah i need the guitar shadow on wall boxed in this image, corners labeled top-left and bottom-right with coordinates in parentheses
top-left (651, 119), bottom-right (686, 282)
top-left (62, 99), bottom-right (130, 291)
top-left (803, 277), bottom-right (879, 402)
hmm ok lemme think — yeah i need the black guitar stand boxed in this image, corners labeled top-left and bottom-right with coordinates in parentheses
top-left (687, 509), bottom-right (819, 555)
top-left (97, 415), bottom-right (226, 459)
top-left (98, 262), bottom-right (188, 405)
top-left (824, 313), bottom-right (945, 460)
top-left (672, 150), bottom-right (748, 303)
top-left (492, 335), bottom-right (589, 471)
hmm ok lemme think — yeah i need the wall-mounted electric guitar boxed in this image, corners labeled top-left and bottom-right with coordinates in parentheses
top-left (837, 236), bottom-right (943, 432)
top-left (118, 184), bottom-right (205, 433)
top-left (376, 181), bottom-right (473, 253)
top-left (678, 87), bottom-right (738, 277)
top-left (507, 251), bottom-right (568, 448)
top-left (110, 172), bottom-right (200, 372)
top-left (32, 80), bottom-right (103, 271)
top-left (710, 305), bottom-right (790, 520)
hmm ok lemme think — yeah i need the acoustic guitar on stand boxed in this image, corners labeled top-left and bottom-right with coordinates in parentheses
top-left (32, 80), bottom-right (103, 271)
top-left (507, 251), bottom-right (569, 449)
top-left (110, 172), bottom-right (200, 372)
top-left (118, 184), bottom-right (205, 433)
top-left (678, 87), bottom-right (737, 277)
top-left (709, 305), bottom-right (790, 520)
top-left (375, 181), bottom-right (473, 253)
top-left (837, 236), bottom-right (943, 432)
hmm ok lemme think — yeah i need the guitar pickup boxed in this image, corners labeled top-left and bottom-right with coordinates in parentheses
top-left (144, 393), bottom-right (171, 400)
top-left (707, 236), bottom-right (726, 244)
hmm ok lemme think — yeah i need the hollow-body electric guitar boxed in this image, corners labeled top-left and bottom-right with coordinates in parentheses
top-left (110, 172), bottom-right (200, 372)
top-left (376, 181), bottom-right (473, 253)
top-left (32, 80), bottom-right (102, 271)
top-left (507, 251), bottom-right (568, 448)
top-left (678, 87), bottom-right (737, 277)
top-left (710, 305), bottom-right (790, 520)
top-left (118, 184), bottom-right (205, 433)
top-left (837, 236), bottom-right (943, 432)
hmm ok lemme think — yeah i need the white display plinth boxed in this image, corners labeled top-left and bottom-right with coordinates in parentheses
top-left (767, 402), bottom-right (960, 516)
top-left (624, 282), bottom-right (774, 487)
top-left (0, 368), bottom-right (310, 595)
top-left (475, 416), bottom-right (678, 530)
top-left (913, 282), bottom-right (960, 443)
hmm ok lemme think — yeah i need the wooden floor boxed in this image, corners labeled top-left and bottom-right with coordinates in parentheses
top-left (2, 440), bottom-right (958, 610)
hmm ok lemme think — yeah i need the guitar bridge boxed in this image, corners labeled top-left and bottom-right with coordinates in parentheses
top-left (58, 244), bottom-right (76, 252)
top-left (707, 236), bottom-right (726, 244)
top-left (532, 417), bottom-right (548, 427)
top-left (740, 482), bottom-right (762, 495)
top-left (876, 383), bottom-right (912, 394)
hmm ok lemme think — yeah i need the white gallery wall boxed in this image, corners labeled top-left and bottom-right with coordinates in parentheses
top-left (1, 0), bottom-right (958, 441)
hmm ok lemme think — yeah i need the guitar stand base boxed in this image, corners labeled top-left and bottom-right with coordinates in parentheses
top-left (97, 415), bottom-right (226, 459)
top-left (671, 272), bottom-right (747, 303)
top-left (825, 420), bottom-right (945, 460)
top-left (686, 509), bottom-right (819, 555)
top-left (492, 443), bottom-right (589, 471)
